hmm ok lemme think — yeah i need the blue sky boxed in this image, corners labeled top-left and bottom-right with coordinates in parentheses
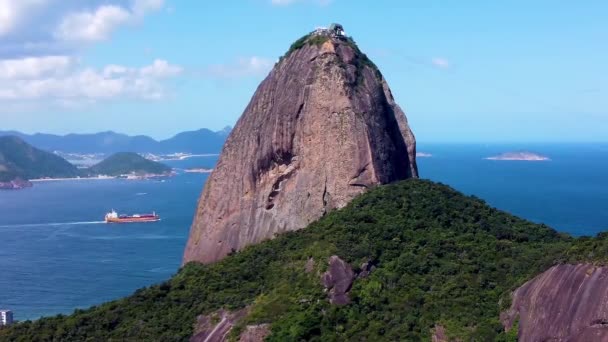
top-left (0, 0), bottom-right (606, 142)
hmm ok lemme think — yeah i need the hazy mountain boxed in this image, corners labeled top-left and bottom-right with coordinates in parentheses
top-left (157, 128), bottom-right (228, 154)
top-left (0, 127), bottom-right (231, 154)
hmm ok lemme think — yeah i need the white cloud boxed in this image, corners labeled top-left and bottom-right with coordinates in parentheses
top-left (55, 5), bottom-right (131, 42)
top-left (0, 0), bottom-right (48, 36)
top-left (431, 57), bottom-right (450, 69)
top-left (0, 57), bottom-right (182, 102)
top-left (0, 1), bottom-right (181, 113)
top-left (54, 0), bottom-right (164, 43)
top-left (140, 59), bottom-right (183, 78)
top-left (0, 55), bottom-right (72, 79)
top-left (207, 56), bottom-right (273, 78)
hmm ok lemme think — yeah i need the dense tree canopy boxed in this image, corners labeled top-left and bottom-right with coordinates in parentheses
top-left (4, 179), bottom-right (603, 341)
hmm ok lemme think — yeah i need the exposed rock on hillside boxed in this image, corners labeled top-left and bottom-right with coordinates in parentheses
top-left (190, 308), bottom-right (269, 342)
top-left (502, 264), bottom-right (608, 341)
top-left (321, 255), bottom-right (355, 305)
top-left (432, 325), bottom-right (448, 342)
top-left (184, 28), bottom-right (418, 264)
top-left (238, 324), bottom-right (270, 342)
top-left (191, 308), bottom-right (248, 342)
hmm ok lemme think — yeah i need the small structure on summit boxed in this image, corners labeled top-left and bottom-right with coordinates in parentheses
top-left (329, 23), bottom-right (345, 37)
top-left (313, 23), bottom-right (346, 39)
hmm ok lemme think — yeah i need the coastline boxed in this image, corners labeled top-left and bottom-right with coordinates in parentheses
top-left (30, 176), bottom-right (116, 182)
top-left (147, 153), bottom-right (219, 162)
top-left (30, 174), bottom-right (174, 182)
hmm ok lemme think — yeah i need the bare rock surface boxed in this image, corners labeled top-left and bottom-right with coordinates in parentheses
top-left (190, 308), bottom-right (248, 342)
top-left (238, 324), bottom-right (271, 342)
top-left (183, 30), bottom-right (417, 264)
top-left (322, 255), bottom-right (355, 305)
top-left (305, 257), bottom-right (315, 273)
top-left (431, 325), bottom-right (448, 342)
top-left (502, 264), bottom-right (608, 342)
top-left (357, 260), bottom-right (375, 279)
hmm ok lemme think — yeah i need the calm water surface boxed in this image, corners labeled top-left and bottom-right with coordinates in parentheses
top-left (1, 146), bottom-right (607, 320)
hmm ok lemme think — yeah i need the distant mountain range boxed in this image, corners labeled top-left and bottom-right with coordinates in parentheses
top-left (0, 127), bottom-right (231, 154)
top-left (0, 136), bottom-right (174, 189)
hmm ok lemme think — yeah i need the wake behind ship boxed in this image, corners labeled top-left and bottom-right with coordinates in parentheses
top-left (105, 210), bottom-right (160, 223)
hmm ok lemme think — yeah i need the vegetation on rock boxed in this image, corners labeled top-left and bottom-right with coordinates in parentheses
top-left (3, 179), bottom-right (592, 341)
top-left (281, 32), bottom-right (313, 60)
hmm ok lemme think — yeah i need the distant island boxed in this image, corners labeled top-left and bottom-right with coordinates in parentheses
top-left (0, 137), bottom-right (174, 189)
top-left (416, 152), bottom-right (433, 158)
top-left (86, 152), bottom-right (173, 178)
top-left (485, 151), bottom-right (550, 161)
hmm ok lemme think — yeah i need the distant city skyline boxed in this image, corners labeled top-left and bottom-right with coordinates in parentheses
top-left (1, 0), bottom-right (606, 142)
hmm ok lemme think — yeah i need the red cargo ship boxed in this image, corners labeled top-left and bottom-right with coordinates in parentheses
top-left (105, 209), bottom-right (160, 223)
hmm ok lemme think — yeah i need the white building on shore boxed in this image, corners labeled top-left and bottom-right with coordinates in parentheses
top-left (1, 309), bottom-right (14, 326)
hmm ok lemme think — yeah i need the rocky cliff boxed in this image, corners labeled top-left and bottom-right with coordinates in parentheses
top-left (183, 29), bottom-right (417, 264)
top-left (502, 264), bottom-right (608, 341)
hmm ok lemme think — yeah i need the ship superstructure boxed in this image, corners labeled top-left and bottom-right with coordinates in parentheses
top-left (105, 210), bottom-right (160, 223)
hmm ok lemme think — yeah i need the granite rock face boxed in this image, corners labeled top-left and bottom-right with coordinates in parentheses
top-left (431, 325), bottom-right (448, 342)
top-left (238, 324), bottom-right (270, 342)
top-left (190, 309), bottom-right (248, 342)
top-left (321, 255), bottom-right (356, 305)
top-left (183, 31), bottom-right (417, 264)
top-left (190, 309), bottom-right (270, 342)
top-left (502, 264), bottom-right (608, 342)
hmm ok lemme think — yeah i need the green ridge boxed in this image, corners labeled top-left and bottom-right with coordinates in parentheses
top-left (87, 152), bottom-right (171, 177)
top-left (4, 179), bottom-right (596, 341)
top-left (0, 136), bottom-right (80, 181)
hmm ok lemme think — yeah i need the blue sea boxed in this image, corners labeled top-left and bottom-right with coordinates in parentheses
top-left (1, 144), bottom-right (607, 321)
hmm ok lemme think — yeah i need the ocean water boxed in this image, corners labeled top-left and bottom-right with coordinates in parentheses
top-left (1, 145), bottom-right (607, 320)
top-left (0, 156), bottom-right (215, 321)
top-left (417, 143), bottom-right (608, 236)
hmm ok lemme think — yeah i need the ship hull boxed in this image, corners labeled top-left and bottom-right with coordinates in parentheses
top-left (105, 216), bottom-right (160, 223)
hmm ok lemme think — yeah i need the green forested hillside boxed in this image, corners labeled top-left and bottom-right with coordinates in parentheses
top-left (1, 180), bottom-right (583, 341)
top-left (87, 152), bottom-right (171, 176)
top-left (0, 136), bottom-right (80, 181)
